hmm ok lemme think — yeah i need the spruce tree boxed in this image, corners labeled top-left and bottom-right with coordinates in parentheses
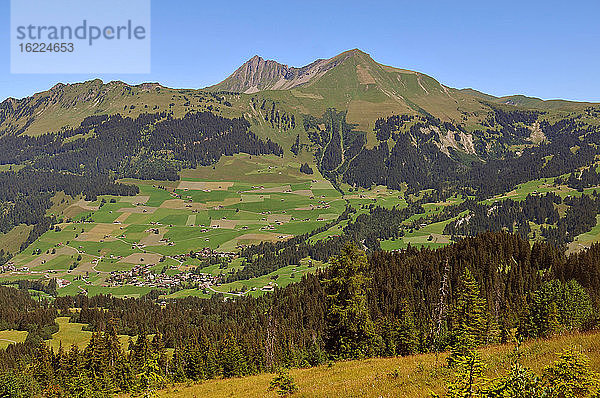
top-left (395, 303), bottom-right (417, 356)
top-left (221, 333), bottom-right (248, 378)
top-left (32, 343), bottom-right (54, 391)
top-left (542, 349), bottom-right (600, 397)
top-left (449, 268), bottom-right (491, 365)
top-left (444, 349), bottom-right (487, 398)
top-left (323, 243), bottom-right (375, 359)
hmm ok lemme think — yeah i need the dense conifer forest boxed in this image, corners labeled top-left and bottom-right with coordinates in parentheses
top-left (0, 232), bottom-right (599, 396)
top-left (303, 108), bottom-right (600, 199)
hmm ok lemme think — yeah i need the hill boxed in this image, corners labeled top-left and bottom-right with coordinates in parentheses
top-left (0, 79), bottom-right (245, 137)
top-left (210, 49), bottom-right (599, 130)
top-left (2, 49), bottom-right (598, 137)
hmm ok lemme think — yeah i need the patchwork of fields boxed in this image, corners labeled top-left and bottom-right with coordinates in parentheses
top-left (0, 154), bottom-right (345, 298)
top-left (2, 153), bottom-right (600, 299)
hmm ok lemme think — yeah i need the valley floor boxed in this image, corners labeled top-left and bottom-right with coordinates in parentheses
top-left (149, 332), bottom-right (600, 398)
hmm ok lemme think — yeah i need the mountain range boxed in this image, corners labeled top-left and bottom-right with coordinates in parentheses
top-left (1, 49), bottom-right (597, 138)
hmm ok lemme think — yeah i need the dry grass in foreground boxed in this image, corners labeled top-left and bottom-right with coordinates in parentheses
top-left (152, 332), bottom-right (600, 398)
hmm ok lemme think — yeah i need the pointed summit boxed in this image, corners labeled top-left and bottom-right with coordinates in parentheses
top-left (209, 49), bottom-right (377, 94)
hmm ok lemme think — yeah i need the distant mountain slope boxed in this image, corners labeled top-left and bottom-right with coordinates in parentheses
top-left (0, 79), bottom-right (240, 136)
top-left (210, 49), bottom-right (599, 130)
top-left (211, 49), bottom-right (484, 120)
top-left (458, 88), bottom-right (598, 111)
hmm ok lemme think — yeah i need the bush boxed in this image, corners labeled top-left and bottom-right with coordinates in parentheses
top-left (268, 369), bottom-right (298, 396)
top-left (300, 163), bottom-right (313, 175)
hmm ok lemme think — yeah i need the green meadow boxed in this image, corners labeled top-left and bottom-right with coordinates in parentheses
top-left (0, 154), bottom-right (345, 298)
top-left (2, 152), bottom-right (599, 299)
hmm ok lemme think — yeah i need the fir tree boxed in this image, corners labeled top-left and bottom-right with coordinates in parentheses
top-left (542, 349), bottom-right (600, 397)
top-left (323, 243), bottom-right (375, 359)
top-left (449, 268), bottom-right (492, 365)
top-left (395, 303), bottom-right (417, 356)
top-left (220, 333), bottom-right (248, 378)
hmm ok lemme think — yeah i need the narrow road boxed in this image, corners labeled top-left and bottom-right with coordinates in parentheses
top-left (0, 338), bottom-right (17, 344)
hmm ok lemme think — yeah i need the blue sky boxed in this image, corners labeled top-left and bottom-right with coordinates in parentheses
top-left (1, 0), bottom-right (599, 102)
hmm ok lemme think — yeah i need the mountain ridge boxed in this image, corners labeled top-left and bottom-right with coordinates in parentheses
top-left (208, 48), bottom-right (599, 109)
top-left (1, 48), bottom-right (599, 137)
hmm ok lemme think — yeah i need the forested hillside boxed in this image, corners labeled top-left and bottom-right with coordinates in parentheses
top-left (1, 49), bottom-right (600, 397)
top-left (0, 232), bottom-right (599, 396)
top-left (0, 111), bottom-right (282, 259)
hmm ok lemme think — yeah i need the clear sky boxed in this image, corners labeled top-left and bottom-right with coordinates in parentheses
top-left (1, 0), bottom-right (599, 102)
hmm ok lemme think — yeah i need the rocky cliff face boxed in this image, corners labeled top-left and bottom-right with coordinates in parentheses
top-left (210, 51), bottom-right (356, 93)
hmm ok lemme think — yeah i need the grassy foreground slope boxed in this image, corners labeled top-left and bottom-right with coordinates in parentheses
top-left (152, 332), bottom-right (600, 398)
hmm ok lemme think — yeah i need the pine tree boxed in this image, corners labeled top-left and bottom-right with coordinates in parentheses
top-left (449, 268), bottom-right (491, 365)
top-left (395, 303), bottom-right (417, 356)
top-left (323, 243), bottom-right (375, 359)
top-left (220, 333), bottom-right (248, 378)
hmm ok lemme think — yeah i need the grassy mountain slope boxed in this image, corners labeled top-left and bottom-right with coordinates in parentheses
top-left (3, 49), bottom-right (597, 139)
top-left (459, 88), bottom-right (600, 111)
top-left (211, 49), bottom-right (489, 131)
top-left (0, 80), bottom-right (245, 137)
top-left (211, 49), bottom-right (600, 132)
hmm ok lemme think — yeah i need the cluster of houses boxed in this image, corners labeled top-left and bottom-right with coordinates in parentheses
top-left (104, 264), bottom-right (218, 289)
top-left (172, 248), bottom-right (235, 263)
top-left (0, 263), bottom-right (29, 274)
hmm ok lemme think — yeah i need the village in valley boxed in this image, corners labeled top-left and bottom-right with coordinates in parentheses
top-left (0, 154), bottom-right (342, 299)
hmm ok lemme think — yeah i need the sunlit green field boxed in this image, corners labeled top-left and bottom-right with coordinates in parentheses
top-left (0, 330), bottom-right (28, 349)
top-left (2, 152), bottom-right (600, 299)
top-left (568, 215), bottom-right (600, 254)
top-left (0, 154), bottom-right (345, 298)
top-left (48, 317), bottom-right (132, 351)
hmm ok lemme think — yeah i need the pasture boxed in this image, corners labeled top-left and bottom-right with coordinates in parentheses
top-left (1, 154), bottom-right (344, 298)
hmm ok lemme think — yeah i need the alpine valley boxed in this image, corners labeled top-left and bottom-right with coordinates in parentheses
top-left (1, 49), bottom-right (600, 397)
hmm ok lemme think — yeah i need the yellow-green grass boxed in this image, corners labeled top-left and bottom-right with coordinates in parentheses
top-left (568, 215), bottom-right (600, 254)
top-left (164, 258), bottom-right (324, 299)
top-left (179, 153), bottom-right (319, 184)
top-left (49, 317), bottom-right (130, 350)
top-left (48, 317), bottom-right (96, 350)
top-left (0, 164), bottom-right (25, 172)
top-left (154, 332), bottom-right (600, 398)
top-left (46, 192), bottom-right (77, 218)
top-left (381, 218), bottom-right (456, 251)
top-left (0, 330), bottom-right (28, 349)
top-left (0, 224), bottom-right (33, 254)
top-left (481, 178), bottom-right (597, 204)
top-left (8, 81), bottom-right (248, 137)
top-left (211, 263), bottom-right (316, 294)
